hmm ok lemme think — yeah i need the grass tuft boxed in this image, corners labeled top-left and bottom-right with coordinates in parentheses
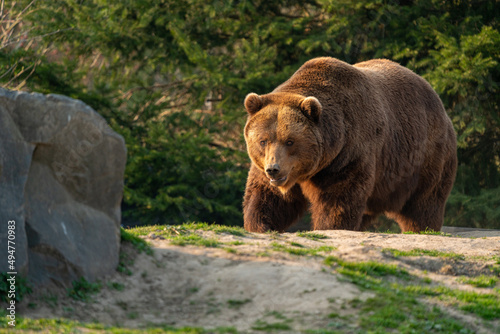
top-left (227, 298), bottom-right (252, 309)
top-left (296, 232), bottom-right (329, 241)
top-left (458, 275), bottom-right (499, 288)
top-left (169, 234), bottom-right (220, 247)
top-left (404, 285), bottom-right (500, 320)
top-left (120, 227), bottom-right (153, 255)
top-left (271, 242), bottom-right (336, 256)
top-left (324, 256), bottom-right (410, 279)
top-left (67, 277), bottom-right (101, 302)
top-left (383, 248), bottom-right (465, 260)
top-left (180, 222), bottom-right (247, 237)
top-left (252, 320), bottom-right (291, 331)
top-left (402, 228), bottom-right (452, 237)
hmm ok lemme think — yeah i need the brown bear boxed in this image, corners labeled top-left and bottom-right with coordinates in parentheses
top-left (242, 57), bottom-right (457, 233)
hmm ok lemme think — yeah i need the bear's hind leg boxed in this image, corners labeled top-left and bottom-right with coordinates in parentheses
top-left (393, 157), bottom-right (456, 233)
top-left (392, 196), bottom-right (445, 233)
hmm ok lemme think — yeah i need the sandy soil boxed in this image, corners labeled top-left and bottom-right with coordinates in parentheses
top-left (17, 228), bottom-right (500, 333)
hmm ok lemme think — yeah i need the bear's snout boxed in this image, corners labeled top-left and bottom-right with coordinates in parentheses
top-left (265, 163), bottom-right (280, 178)
top-left (265, 163), bottom-right (288, 186)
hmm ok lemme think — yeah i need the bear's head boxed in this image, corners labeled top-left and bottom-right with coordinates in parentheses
top-left (244, 92), bottom-right (324, 194)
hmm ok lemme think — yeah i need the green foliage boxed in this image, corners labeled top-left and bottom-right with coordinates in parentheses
top-left (121, 117), bottom-right (247, 226)
top-left (0, 273), bottom-right (32, 303)
top-left (445, 187), bottom-right (500, 229)
top-left (67, 277), bottom-right (101, 302)
top-left (3, 0), bottom-right (499, 228)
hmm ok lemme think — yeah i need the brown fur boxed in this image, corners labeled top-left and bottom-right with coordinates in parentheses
top-left (243, 57), bottom-right (457, 233)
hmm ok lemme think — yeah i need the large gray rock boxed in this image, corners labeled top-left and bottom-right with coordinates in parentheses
top-left (0, 88), bottom-right (126, 287)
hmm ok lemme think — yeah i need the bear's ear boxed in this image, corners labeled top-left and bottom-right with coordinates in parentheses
top-left (244, 93), bottom-right (263, 115)
top-left (300, 96), bottom-right (322, 122)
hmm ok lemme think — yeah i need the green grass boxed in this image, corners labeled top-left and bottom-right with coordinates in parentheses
top-left (251, 311), bottom-right (292, 331)
top-left (227, 298), bottom-right (252, 309)
top-left (251, 320), bottom-right (291, 331)
top-left (123, 223), bottom-right (248, 249)
top-left (324, 256), bottom-right (410, 280)
top-left (404, 285), bottom-right (500, 320)
top-left (328, 312), bottom-right (339, 318)
top-left (489, 256), bottom-right (500, 275)
top-left (402, 229), bottom-right (453, 237)
top-left (402, 228), bottom-right (453, 236)
top-left (0, 315), bottom-right (239, 333)
top-left (169, 234), bottom-right (220, 247)
top-left (296, 232), bottom-right (329, 241)
top-left (289, 241), bottom-right (305, 247)
top-left (271, 242), bottom-right (336, 256)
top-left (383, 248), bottom-right (465, 260)
top-left (322, 256), bottom-right (481, 333)
top-left (379, 227), bottom-right (453, 236)
top-left (67, 277), bottom-right (101, 302)
top-left (107, 281), bottom-right (125, 291)
top-left (360, 289), bottom-right (474, 333)
top-left (326, 254), bottom-right (500, 321)
top-left (125, 223), bottom-right (247, 238)
top-left (458, 275), bottom-right (499, 288)
top-left (117, 251), bottom-right (134, 276)
top-left (225, 240), bottom-right (245, 246)
top-left (121, 227), bottom-right (154, 255)
top-left (265, 311), bottom-right (287, 320)
top-left (181, 223), bottom-right (247, 236)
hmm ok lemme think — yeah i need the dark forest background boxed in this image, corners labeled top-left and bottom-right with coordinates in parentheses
top-left (1, 0), bottom-right (499, 229)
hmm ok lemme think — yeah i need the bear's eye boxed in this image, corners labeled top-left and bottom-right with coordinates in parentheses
top-left (286, 140), bottom-right (294, 146)
top-left (260, 140), bottom-right (267, 147)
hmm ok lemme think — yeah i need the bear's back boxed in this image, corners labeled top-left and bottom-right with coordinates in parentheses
top-left (354, 59), bottom-right (444, 112)
top-left (274, 57), bottom-right (365, 97)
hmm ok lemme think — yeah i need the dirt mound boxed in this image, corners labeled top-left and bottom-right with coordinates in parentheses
top-left (16, 229), bottom-right (500, 333)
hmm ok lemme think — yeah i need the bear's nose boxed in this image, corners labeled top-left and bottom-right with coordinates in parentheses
top-left (265, 164), bottom-right (280, 178)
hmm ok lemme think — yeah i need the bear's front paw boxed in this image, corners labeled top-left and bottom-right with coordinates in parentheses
top-left (243, 220), bottom-right (271, 233)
